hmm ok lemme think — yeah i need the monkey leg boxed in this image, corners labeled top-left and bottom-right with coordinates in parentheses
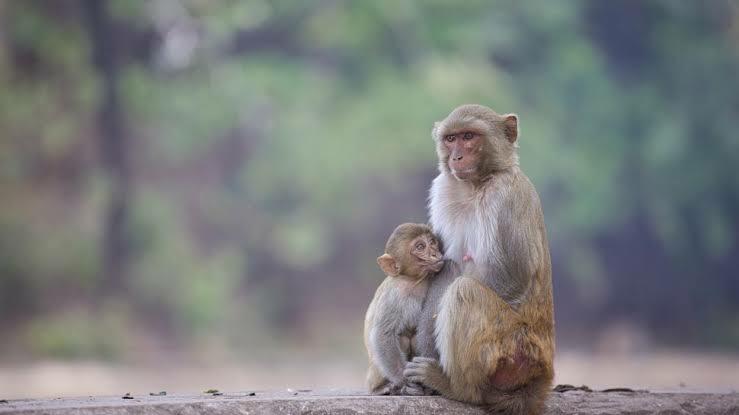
top-left (439, 276), bottom-right (516, 402)
top-left (410, 276), bottom-right (551, 410)
top-left (366, 364), bottom-right (393, 395)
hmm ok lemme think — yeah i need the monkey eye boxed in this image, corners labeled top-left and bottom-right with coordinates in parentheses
top-left (463, 132), bottom-right (473, 140)
top-left (445, 135), bottom-right (455, 143)
top-left (415, 242), bottom-right (426, 250)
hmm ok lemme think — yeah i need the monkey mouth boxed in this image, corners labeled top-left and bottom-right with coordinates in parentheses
top-left (449, 163), bottom-right (476, 173)
top-left (427, 260), bottom-right (445, 273)
top-left (451, 167), bottom-right (476, 180)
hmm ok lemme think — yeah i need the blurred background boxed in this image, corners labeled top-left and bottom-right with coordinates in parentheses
top-left (1, 0), bottom-right (738, 399)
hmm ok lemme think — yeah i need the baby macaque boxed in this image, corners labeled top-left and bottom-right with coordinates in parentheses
top-left (363, 223), bottom-right (444, 395)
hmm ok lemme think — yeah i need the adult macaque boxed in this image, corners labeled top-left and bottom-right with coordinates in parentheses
top-left (404, 105), bottom-right (555, 414)
top-left (364, 223), bottom-right (444, 395)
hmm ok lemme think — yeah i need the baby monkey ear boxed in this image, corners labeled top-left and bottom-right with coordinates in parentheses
top-left (377, 253), bottom-right (400, 277)
top-left (502, 114), bottom-right (518, 143)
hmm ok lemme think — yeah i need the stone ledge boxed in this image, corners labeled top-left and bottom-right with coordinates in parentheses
top-left (1, 390), bottom-right (737, 415)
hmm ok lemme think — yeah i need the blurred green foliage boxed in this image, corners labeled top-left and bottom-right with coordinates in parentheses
top-left (0, 0), bottom-right (738, 360)
top-left (23, 305), bottom-right (129, 360)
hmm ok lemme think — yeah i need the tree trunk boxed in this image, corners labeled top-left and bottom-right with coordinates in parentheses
top-left (82, 0), bottom-right (131, 296)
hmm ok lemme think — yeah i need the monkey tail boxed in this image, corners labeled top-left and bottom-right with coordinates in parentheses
top-left (483, 374), bottom-right (551, 415)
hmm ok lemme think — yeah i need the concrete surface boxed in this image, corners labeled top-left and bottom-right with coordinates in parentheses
top-left (1, 389), bottom-right (738, 415)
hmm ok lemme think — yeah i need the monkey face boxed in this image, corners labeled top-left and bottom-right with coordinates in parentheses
top-left (378, 223), bottom-right (444, 279)
top-left (408, 233), bottom-right (444, 276)
top-left (434, 105), bottom-right (520, 181)
top-left (442, 131), bottom-right (486, 181)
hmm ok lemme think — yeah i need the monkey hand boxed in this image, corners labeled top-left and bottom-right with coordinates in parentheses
top-left (373, 382), bottom-right (403, 396)
top-left (399, 381), bottom-right (427, 396)
top-left (462, 252), bottom-right (473, 262)
top-left (403, 357), bottom-right (449, 393)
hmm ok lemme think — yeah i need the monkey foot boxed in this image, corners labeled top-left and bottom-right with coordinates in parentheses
top-left (400, 382), bottom-right (426, 396)
top-left (372, 383), bottom-right (402, 396)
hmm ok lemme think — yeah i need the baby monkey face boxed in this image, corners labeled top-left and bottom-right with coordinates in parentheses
top-left (377, 223), bottom-right (444, 279)
top-left (409, 233), bottom-right (444, 275)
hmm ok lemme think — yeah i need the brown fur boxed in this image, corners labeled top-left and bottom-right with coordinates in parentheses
top-left (405, 105), bottom-right (555, 414)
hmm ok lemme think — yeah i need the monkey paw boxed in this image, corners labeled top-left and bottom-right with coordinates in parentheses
top-left (373, 382), bottom-right (402, 396)
top-left (403, 357), bottom-right (443, 387)
top-left (399, 382), bottom-right (427, 396)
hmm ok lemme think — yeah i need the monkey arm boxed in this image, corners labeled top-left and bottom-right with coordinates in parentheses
top-left (369, 324), bottom-right (408, 385)
top-left (368, 285), bottom-right (413, 387)
top-left (475, 182), bottom-right (545, 305)
top-left (467, 247), bottom-right (532, 306)
top-left (414, 262), bottom-right (459, 360)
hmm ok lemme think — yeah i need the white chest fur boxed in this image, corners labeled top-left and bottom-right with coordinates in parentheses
top-left (428, 173), bottom-right (504, 264)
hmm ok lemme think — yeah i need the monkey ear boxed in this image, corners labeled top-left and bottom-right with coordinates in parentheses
top-left (502, 114), bottom-right (518, 143)
top-left (377, 254), bottom-right (400, 277)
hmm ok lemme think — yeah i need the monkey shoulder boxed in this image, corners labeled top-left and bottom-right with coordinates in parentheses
top-left (480, 168), bottom-right (535, 202)
top-left (489, 170), bottom-right (543, 223)
top-left (370, 277), bottom-right (425, 332)
top-left (512, 170), bottom-right (542, 205)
